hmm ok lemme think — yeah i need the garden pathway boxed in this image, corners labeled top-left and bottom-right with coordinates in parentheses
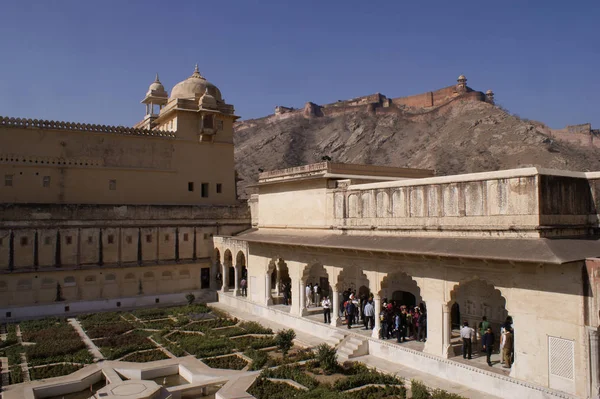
top-left (19, 353), bottom-right (30, 382)
top-left (67, 318), bottom-right (104, 361)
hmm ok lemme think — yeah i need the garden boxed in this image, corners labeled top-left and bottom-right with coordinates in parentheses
top-left (0, 317), bottom-right (92, 384)
top-left (0, 305), bottom-right (468, 398)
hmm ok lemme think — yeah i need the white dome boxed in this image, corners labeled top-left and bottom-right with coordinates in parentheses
top-left (170, 65), bottom-right (222, 101)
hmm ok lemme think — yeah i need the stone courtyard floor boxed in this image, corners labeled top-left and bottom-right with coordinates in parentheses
top-left (212, 301), bottom-right (502, 399)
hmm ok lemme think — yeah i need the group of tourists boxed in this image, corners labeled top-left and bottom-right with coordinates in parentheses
top-left (378, 299), bottom-right (427, 343)
top-left (460, 316), bottom-right (514, 368)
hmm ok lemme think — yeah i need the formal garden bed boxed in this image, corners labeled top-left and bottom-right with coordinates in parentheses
top-left (0, 305), bottom-right (467, 397)
top-left (0, 318), bottom-right (92, 384)
top-left (202, 354), bottom-right (249, 370)
top-left (120, 349), bottom-right (170, 363)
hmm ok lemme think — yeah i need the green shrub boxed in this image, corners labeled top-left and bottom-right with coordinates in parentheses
top-left (333, 369), bottom-right (402, 391)
top-left (131, 308), bottom-right (170, 320)
top-left (97, 331), bottom-right (154, 360)
top-left (85, 322), bottom-right (133, 339)
top-left (9, 366), bottom-right (23, 384)
top-left (430, 389), bottom-right (467, 399)
top-left (186, 293), bottom-right (196, 305)
top-left (410, 380), bottom-right (430, 399)
top-left (245, 348), bottom-right (269, 370)
top-left (171, 333), bottom-right (232, 358)
top-left (0, 324), bottom-right (18, 348)
top-left (229, 335), bottom-right (276, 351)
top-left (29, 363), bottom-right (83, 380)
top-left (239, 321), bottom-right (273, 334)
top-left (121, 349), bottom-right (169, 363)
top-left (315, 343), bottom-right (338, 374)
top-left (261, 364), bottom-right (319, 390)
top-left (346, 385), bottom-right (406, 399)
top-left (275, 329), bottom-right (296, 356)
top-left (247, 377), bottom-right (301, 399)
top-left (216, 327), bottom-right (248, 337)
top-left (203, 354), bottom-right (248, 370)
top-left (183, 318), bottom-right (237, 332)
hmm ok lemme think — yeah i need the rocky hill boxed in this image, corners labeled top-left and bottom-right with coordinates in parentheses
top-left (234, 99), bottom-right (600, 197)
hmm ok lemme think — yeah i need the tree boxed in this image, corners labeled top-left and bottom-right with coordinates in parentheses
top-left (186, 293), bottom-right (196, 305)
top-left (55, 282), bottom-right (64, 302)
top-left (275, 329), bottom-right (296, 356)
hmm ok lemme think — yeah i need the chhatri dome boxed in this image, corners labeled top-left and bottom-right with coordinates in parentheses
top-left (170, 64), bottom-right (223, 101)
top-left (147, 73), bottom-right (166, 95)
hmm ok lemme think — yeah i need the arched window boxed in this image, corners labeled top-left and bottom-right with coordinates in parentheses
top-left (162, 271), bottom-right (173, 279)
top-left (0, 281), bottom-right (7, 291)
top-left (124, 273), bottom-right (136, 281)
top-left (105, 274), bottom-right (117, 282)
top-left (143, 272), bottom-right (155, 280)
top-left (84, 275), bottom-right (97, 284)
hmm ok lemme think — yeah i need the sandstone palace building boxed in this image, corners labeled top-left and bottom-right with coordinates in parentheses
top-left (0, 66), bottom-right (250, 314)
top-left (2, 72), bottom-right (600, 399)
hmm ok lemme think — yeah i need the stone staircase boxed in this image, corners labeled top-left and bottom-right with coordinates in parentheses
top-left (323, 330), bottom-right (346, 347)
top-left (337, 335), bottom-right (369, 362)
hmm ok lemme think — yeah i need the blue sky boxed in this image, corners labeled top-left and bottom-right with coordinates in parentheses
top-left (0, 0), bottom-right (598, 128)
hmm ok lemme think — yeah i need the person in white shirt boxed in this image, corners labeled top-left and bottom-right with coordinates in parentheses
top-left (321, 296), bottom-right (331, 323)
top-left (305, 283), bottom-right (312, 308)
top-left (313, 283), bottom-right (320, 307)
top-left (460, 321), bottom-right (475, 360)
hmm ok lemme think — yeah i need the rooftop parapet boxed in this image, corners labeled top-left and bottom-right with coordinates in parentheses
top-left (0, 116), bottom-right (176, 138)
top-left (330, 167), bottom-right (599, 238)
top-left (257, 162), bottom-right (434, 185)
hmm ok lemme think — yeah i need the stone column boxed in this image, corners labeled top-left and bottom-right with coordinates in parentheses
top-left (265, 273), bottom-right (273, 306)
top-left (371, 296), bottom-right (381, 339)
top-left (423, 300), bottom-right (445, 357)
top-left (442, 303), bottom-right (452, 358)
top-left (589, 327), bottom-right (600, 398)
top-left (234, 265), bottom-right (240, 296)
top-left (298, 280), bottom-right (306, 315)
top-left (276, 267), bottom-right (281, 296)
top-left (221, 263), bottom-right (228, 293)
top-left (331, 287), bottom-right (341, 327)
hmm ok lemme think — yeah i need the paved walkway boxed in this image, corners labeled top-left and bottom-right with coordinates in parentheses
top-left (354, 354), bottom-right (499, 399)
top-left (68, 318), bottom-right (104, 361)
top-left (210, 301), bottom-right (502, 399)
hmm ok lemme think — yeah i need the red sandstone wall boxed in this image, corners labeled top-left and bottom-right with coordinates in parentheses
top-left (432, 86), bottom-right (459, 105)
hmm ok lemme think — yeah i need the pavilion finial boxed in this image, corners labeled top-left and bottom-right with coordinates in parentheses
top-left (154, 73), bottom-right (160, 83)
top-left (191, 64), bottom-right (203, 78)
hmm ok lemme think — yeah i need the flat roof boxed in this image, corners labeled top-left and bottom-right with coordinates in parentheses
top-left (257, 162), bottom-right (434, 184)
top-left (234, 229), bottom-right (600, 264)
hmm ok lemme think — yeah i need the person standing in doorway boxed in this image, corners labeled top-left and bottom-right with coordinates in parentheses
top-left (479, 316), bottom-right (490, 351)
top-left (502, 327), bottom-right (514, 368)
top-left (322, 296), bottom-right (331, 324)
top-left (363, 299), bottom-right (374, 330)
top-left (460, 321), bottom-right (475, 360)
top-left (305, 283), bottom-right (312, 308)
top-left (282, 282), bottom-right (289, 305)
top-left (482, 327), bottom-right (495, 367)
top-left (313, 283), bottom-right (320, 307)
top-left (346, 297), bottom-right (356, 329)
top-left (240, 277), bottom-right (247, 297)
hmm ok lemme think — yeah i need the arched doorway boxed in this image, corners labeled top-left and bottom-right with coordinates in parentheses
top-left (447, 278), bottom-right (509, 365)
top-left (301, 263), bottom-right (331, 311)
top-left (236, 251), bottom-right (247, 296)
top-left (337, 268), bottom-right (371, 327)
top-left (267, 258), bottom-right (291, 305)
top-left (222, 249), bottom-right (233, 291)
top-left (380, 272), bottom-right (422, 308)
